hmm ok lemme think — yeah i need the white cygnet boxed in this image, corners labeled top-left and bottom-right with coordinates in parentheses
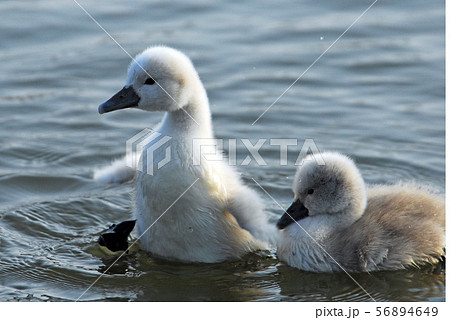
top-left (96, 46), bottom-right (277, 262)
top-left (277, 152), bottom-right (445, 273)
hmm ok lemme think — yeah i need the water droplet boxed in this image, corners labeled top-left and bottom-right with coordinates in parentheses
top-left (188, 227), bottom-right (194, 233)
top-left (320, 36), bottom-right (324, 40)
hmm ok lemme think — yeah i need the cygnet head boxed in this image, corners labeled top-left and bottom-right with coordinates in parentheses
top-left (99, 46), bottom-right (203, 114)
top-left (277, 152), bottom-right (367, 230)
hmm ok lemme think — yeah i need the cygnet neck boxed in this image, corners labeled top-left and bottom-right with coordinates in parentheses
top-left (337, 190), bottom-right (367, 227)
top-left (160, 86), bottom-right (213, 140)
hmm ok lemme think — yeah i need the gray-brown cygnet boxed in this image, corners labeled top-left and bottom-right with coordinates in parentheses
top-left (277, 152), bottom-right (445, 273)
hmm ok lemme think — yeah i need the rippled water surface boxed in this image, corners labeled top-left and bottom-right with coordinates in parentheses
top-left (0, 0), bottom-right (444, 301)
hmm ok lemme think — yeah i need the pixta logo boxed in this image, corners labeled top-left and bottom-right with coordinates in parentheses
top-left (126, 128), bottom-right (172, 176)
top-left (126, 128), bottom-right (325, 176)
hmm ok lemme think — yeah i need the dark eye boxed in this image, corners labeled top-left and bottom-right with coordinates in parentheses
top-left (144, 78), bottom-right (155, 85)
top-left (307, 189), bottom-right (314, 195)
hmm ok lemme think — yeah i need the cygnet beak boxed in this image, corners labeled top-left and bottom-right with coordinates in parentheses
top-left (277, 199), bottom-right (309, 229)
top-left (99, 86), bottom-right (140, 114)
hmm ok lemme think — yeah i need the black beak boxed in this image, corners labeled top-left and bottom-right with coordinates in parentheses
top-left (277, 199), bottom-right (309, 229)
top-left (98, 86), bottom-right (140, 114)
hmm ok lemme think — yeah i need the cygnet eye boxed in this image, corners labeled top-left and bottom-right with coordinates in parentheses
top-left (307, 188), bottom-right (314, 195)
top-left (144, 77), bottom-right (155, 85)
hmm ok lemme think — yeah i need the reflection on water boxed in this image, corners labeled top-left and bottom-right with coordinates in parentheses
top-left (0, 0), bottom-right (444, 301)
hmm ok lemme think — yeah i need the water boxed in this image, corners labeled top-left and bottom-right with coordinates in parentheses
top-left (0, 0), bottom-right (444, 301)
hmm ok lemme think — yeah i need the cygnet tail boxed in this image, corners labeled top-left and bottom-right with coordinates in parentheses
top-left (229, 186), bottom-right (280, 247)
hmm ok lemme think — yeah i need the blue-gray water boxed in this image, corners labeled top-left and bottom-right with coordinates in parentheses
top-left (0, 0), bottom-right (444, 301)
